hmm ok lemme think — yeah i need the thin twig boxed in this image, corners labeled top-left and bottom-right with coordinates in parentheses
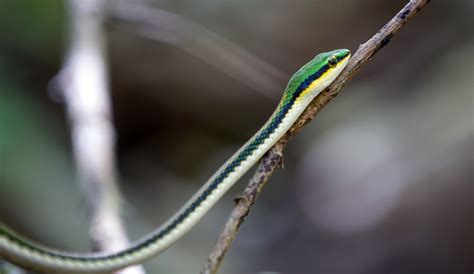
top-left (60, 0), bottom-right (145, 273)
top-left (108, 1), bottom-right (287, 99)
top-left (201, 1), bottom-right (431, 273)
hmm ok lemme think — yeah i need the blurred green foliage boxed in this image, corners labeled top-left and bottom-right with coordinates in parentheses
top-left (0, 0), bottom-right (65, 61)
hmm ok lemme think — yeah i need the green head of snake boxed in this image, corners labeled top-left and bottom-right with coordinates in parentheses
top-left (282, 48), bottom-right (351, 104)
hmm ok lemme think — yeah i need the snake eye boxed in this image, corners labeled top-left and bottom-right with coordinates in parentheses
top-left (328, 56), bottom-right (338, 67)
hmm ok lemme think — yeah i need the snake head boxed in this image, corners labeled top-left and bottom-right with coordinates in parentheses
top-left (282, 49), bottom-right (351, 103)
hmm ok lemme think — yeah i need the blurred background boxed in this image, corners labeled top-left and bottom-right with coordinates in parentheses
top-left (0, 0), bottom-right (472, 273)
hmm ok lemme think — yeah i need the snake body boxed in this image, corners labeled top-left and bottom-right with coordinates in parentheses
top-left (0, 49), bottom-right (351, 273)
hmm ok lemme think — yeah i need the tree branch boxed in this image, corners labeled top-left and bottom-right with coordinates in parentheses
top-left (200, 1), bottom-right (431, 273)
top-left (108, 1), bottom-right (287, 99)
top-left (59, 0), bottom-right (145, 273)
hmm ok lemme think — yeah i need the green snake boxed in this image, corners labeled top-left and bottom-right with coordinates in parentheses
top-left (0, 49), bottom-right (351, 273)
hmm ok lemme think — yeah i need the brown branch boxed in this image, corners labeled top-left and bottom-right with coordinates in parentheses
top-left (200, 1), bottom-right (431, 273)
